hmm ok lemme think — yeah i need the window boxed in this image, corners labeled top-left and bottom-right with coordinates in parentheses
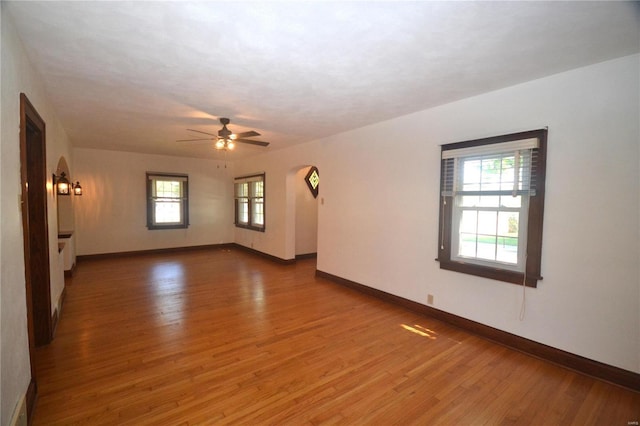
top-left (235, 173), bottom-right (265, 231)
top-left (438, 129), bottom-right (547, 287)
top-left (146, 172), bottom-right (189, 230)
top-left (305, 166), bottom-right (320, 198)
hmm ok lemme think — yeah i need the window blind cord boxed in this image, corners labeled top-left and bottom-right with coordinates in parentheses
top-left (519, 255), bottom-right (528, 321)
top-left (440, 197), bottom-right (446, 250)
top-left (519, 150), bottom-right (535, 322)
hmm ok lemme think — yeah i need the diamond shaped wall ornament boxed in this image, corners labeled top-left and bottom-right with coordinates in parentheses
top-left (304, 166), bottom-right (319, 198)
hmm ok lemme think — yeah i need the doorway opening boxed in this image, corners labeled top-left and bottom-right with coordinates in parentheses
top-left (292, 166), bottom-right (318, 259)
top-left (55, 156), bottom-right (74, 234)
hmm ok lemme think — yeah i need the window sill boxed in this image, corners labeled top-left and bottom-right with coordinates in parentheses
top-left (436, 258), bottom-right (540, 288)
top-left (147, 224), bottom-right (189, 230)
top-left (235, 224), bottom-right (265, 232)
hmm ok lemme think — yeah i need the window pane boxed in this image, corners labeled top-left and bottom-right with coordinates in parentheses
top-left (462, 159), bottom-right (481, 185)
top-left (500, 155), bottom-right (515, 190)
top-left (155, 181), bottom-right (164, 197)
top-left (480, 158), bottom-right (501, 191)
top-left (156, 180), bottom-right (181, 198)
top-left (478, 195), bottom-right (499, 207)
top-left (496, 237), bottom-right (518, 264)
top-left (477, 211), bottom-right (497, 235)
top-left (454, 204), bottom-right (525, 267)
top-left (253, 181), bottom-right (264, 197)
top-left (460, 196), bottom-right (480, 207)
top-left (459, 210), bottom-right (477, 234)
top-left (155, 201), bottom-right (181, 223)
top-left (459, 233), bottom-right (477, 257)
top-left (236, 183), bottom-right (248, 197)
top-left (463, 183), bottom-right (480, 192)
top-left (238, 199), bottom-right (249, 223)
top-left (500, 195), bottom-right (521, 208)
top-left (476, 235), bottom-right (497, 261)
top-left (498, 212), bottom-right (519, 236)
top-left (252, 198), bottom-right (264, 226)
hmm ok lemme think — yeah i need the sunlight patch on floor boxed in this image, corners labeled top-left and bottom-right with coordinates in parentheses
top-left (401, 324), bottom-right (437, 339)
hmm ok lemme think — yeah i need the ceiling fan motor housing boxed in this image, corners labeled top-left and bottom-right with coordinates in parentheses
top-left (219, 118), bottom-right (232, 138)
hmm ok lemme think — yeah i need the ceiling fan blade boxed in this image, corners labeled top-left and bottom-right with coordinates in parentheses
top-left (234, 130), bottom-right (260, 138)
top-left (235, 138), bottom-right (270, 147)
top-left (187, 128), bottom-right (217, 137)
top-left (176, 138), bottom-right (214, 142)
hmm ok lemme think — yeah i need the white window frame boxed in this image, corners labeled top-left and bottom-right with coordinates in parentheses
top-left (449, 154), bottom-right (531, 272)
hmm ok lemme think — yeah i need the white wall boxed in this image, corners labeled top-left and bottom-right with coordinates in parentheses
top-left (1, 8), bottom-right (72, 424)
top-left (73, 148), bottom-right (234, 255)
top-left (236, 54), bottom-right (640, 373)
top-left (295, 167), bottom-right (318, 256)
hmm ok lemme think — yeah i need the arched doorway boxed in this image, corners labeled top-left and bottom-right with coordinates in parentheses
top-left (294, 166), bottom-right (318, 258)
top-left (55, 156), bottom-right (74, 233)
top-left (55, 156), bottom-right (77, 277)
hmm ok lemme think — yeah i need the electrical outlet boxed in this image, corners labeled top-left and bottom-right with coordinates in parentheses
top-left (427, 294), bottom-right (434, 305)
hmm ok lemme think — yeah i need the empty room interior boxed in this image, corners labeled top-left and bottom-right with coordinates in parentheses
top-left (1, 1), bottom-right (640, 424)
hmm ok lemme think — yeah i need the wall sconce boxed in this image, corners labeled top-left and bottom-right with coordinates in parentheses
top-left (53, 172), bottom-right (83, 196)
top-left (53, 172), bottom-right (70, 195)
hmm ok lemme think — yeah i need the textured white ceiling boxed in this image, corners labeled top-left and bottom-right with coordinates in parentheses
top-left (5, 1), bottom-right (640, 159)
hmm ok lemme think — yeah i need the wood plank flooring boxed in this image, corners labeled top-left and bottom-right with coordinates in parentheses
top-left (34, 248), bottom-right (639, 425)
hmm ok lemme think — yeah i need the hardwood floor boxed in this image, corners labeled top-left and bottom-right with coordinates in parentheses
top-left (34, 248), bottom-right (639, 425)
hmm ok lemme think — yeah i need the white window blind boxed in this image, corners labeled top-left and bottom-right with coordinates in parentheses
top-left (441, 138), bottom-right (540, 198)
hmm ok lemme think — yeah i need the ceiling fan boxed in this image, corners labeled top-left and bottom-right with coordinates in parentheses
top-left (177, 118), bottom-right (270, 150)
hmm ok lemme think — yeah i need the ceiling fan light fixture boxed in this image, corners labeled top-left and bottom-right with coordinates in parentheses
top-left (181, 118), bottom-right (269, 151)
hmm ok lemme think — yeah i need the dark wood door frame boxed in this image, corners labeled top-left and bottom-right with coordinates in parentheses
top-left (20, 93), bottom-right (52, 422)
